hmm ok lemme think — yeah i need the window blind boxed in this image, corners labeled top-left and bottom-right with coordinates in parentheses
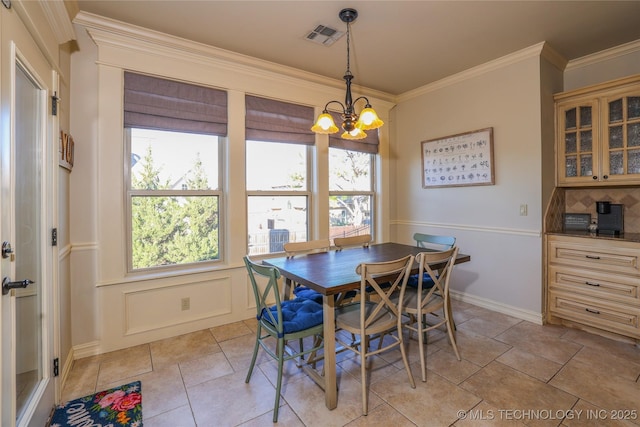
top-left (245, 95), bottom-right (315, 145)
top-left (124, 72), bottom-right (228, 136)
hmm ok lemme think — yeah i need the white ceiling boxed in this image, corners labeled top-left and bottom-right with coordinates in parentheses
top-left (74, 1), bottom-right (640, 95)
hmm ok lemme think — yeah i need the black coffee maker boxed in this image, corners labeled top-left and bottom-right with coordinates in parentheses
top-left (596, 201), bottom-right (624, 235)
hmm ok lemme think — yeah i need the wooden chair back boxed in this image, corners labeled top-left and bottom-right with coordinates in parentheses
top-left (334, 234), bottom-right (371, 250)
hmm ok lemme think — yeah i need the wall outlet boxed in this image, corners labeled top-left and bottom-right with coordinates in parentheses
top-left (181, 297), bottom-right (190, 311)
top-left (519, 204), bottom-right (528, 216)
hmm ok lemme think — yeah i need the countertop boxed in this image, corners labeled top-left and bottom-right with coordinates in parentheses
top-left (546, 230), bottom-right (640, 243)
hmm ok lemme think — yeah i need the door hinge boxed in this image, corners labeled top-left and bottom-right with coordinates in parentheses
top-left (51, 228), bottom-right (57, 246)
top-left (53, 358), bottom-right (59, 377)
top-left (51, 92), bottom-right (58, 116)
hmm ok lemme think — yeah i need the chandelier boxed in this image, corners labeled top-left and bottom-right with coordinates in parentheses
top-left (311, 8), bottom-right (383, 140)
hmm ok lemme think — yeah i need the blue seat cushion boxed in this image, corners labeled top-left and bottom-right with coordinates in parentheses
top-left (293, 286), bottom-right (323, 303)
top-left (294, 286), bottom-right (357, 303)
top-left (261, 298), bottom-right (323, 335)
top-left (406, 273), bottom-right (435, 289)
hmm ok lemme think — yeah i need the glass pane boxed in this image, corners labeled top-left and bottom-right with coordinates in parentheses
top-left (565, 108), bottom-right (576, 130)
top-left (579, 131), bottom-right (592, 152)
top-left (579, 106), bottom-right (591, 128)
top-left (609, 151), bottom-right (624, 175)
top-left (628, 123), bottom-right (640, 147)
top-left (329, 195), bottom-right (372, 243)
top-left (609, 125), bottom-right (623, 149)
top-left (329, 148), bottom-right (372, 191)
top-left (628, 96), bottom-right (640, 119)
top-left (246, 140), bottom-right (307, 191)
top-left (131, 195), bottom-right (220, 269)
top-left (565, 156), bottom-right (577, 177)
top-left (565, 133), bottom-right (577, 154)
top-left (609, 98), bottom-right (623, 123)
top-left (247, 196), bottom-right (308, 255)
top-left (580, 154), bottom-right (592, 177)
top-left (131, 129), bottom-right (219, 190)
top-left (15, 62), bottom-right (43, 423)
top-left (628, 149), bottom-right (640, 174)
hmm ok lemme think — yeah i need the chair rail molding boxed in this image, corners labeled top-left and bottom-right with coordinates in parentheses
top-left (392, 219), bottom-right (541, 238)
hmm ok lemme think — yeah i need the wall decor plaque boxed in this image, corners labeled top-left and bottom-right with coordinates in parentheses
top-left (59, 129), bottom-right (74, 171)
top-left (421, 127), bottom-right (494, 188)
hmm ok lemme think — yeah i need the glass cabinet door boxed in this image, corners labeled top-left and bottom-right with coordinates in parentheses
top-left (603, 94), bottom-right (640, 181)
top-left (557, 101), bottom-right (598, 184)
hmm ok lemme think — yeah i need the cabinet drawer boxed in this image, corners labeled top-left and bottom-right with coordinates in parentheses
top-left (549, 291), bottom-right (640, 338)
top-left (548, 239), bottom-right (639, 276)
top-left (548, 265), bottom-right (639, 305)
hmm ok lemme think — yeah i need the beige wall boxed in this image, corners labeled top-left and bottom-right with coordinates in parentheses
top-left (563, 41), bottom-right (640, 91)
top-left (390, 45), bottom-right (563, 318)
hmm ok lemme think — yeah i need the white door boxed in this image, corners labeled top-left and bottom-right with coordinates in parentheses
top-left (1, 6), bottom-right (57, 427)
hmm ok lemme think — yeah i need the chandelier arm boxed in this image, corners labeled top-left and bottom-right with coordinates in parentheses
top-left (323, 100), bottom-right (346, 113)
top-left (352, 96), bottom-right (372, 108)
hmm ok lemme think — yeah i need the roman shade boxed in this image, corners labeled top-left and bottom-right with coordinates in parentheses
top-left (245, 95), bottom-right (315, 145)
top-left (328, 111), bottom-right (379, 154)
top-left (124, 71), bottom-right (228, 136)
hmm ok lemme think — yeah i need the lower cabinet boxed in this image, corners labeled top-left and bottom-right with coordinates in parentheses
top-left (546, 234), bottom-right (640, 342)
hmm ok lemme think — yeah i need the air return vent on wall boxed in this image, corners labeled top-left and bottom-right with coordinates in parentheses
top-left (305, 24), bottom-right (344, 46)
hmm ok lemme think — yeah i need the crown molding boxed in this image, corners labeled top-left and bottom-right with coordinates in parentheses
top-left (565, 38), bottom-right (640, 72)
top-left (540, 42), bottom-right (568, 71)
top-left (397, 42), bottom-right (548, 103)
top-left (73, 11), bottom-right (396, 106)
top-left (40, 0), bottom-right (76, 44)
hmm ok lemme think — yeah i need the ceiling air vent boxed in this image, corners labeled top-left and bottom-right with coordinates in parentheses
top-left (304, 24), bottom-right (344, 46)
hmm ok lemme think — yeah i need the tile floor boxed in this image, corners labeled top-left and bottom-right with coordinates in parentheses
top-left (60, 300), bottom-right (640, 426)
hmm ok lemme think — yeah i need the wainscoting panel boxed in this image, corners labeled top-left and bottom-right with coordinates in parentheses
top-left (124, 277), bottom-right (232, 335)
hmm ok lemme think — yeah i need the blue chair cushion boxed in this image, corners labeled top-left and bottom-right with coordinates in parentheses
top-left (406, 273), bottom-right (435, 289)
top-left (261, 298), bottom-right (323, 335)
top-left (294, 286), bottom-right (357, 303)
top-left (293, 286), bottom-right (323, 304)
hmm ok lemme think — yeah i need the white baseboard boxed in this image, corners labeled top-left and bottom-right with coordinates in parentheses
top-left (451, 290), bottom-right (543, 325)
top-left (58, 347), bottom-right (75, 401)
top-left (72, 341), bottom-right (101, 359)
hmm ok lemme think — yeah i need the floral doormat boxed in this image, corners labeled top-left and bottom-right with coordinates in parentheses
top-left (49, 381), bottom-right (142, 427)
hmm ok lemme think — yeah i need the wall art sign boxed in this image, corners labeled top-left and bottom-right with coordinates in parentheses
top-left (59, 129), bottom-right (74, 171)
top-left (421, 127), bottom-right (494, 188)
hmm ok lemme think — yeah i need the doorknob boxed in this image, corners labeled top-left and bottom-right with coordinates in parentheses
top-left (2, 277), bottom-right (34, 295)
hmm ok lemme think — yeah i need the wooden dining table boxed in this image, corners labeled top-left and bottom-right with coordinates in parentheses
top-left (263, 241), bottom-right (471, 410)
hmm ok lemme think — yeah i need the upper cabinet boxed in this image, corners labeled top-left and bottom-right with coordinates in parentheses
top-left (555, 75), bottom-right (640, 186)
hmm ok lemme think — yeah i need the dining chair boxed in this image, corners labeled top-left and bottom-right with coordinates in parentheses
top-left (243, 256), bottom-right (324, 422)
top-left (283, 239), bottom-right (331, 302)
top-left (335, 255), bottom-right (416, 415)
top-left (411, 232), bottom-right (457, 328)
top-left (413, 232), bottom-right (456, 250)
top-left (333, 233), bottom-right (371, 250)
top-left (400, 247), bottom-right (461, 382)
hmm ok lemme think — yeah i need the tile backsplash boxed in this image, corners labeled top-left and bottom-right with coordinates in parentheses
top-left (564, 187), bottom-right (640, 233)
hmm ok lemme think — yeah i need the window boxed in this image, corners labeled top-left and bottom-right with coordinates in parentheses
top-left (329, 148), bottom-right (374, 243)
top-left (124, 72), bottom-right (227, 271)
top-left (128, 129), bottom-right (222, 270)
top-left (246, 141), bottom-right (310, 255)
top-left (328, 111), bottom-right (378, 244)
top-left (245, 95), bottom-right (314, 255)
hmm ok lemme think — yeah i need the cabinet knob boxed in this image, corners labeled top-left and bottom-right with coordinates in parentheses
top-left (603, 175), bottom-right (608, 179)
top-left (592, 176), bottom-right (598, 180)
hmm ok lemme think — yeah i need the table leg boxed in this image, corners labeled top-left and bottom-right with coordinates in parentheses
top-left (323, 295), bottom-right (337, 409)
top-left (283, 278), bottom-right (292, 301)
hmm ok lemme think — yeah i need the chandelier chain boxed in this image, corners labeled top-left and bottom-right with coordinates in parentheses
top-left (345, 21), bottom-right (351, 75)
